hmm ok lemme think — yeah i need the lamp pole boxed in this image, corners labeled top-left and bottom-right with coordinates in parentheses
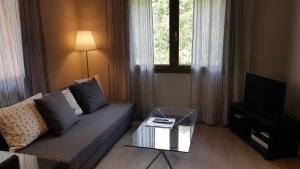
top-left (86, 50), bottom-right (90, 78)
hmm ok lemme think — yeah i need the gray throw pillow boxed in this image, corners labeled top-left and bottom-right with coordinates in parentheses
top-left (35, 92), bottom-right (79, 136)
top-left (70, 78), bottom-right (108, 114)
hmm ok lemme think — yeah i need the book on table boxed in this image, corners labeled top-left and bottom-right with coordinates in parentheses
top-left (145, 117), bottom-right (176, 128)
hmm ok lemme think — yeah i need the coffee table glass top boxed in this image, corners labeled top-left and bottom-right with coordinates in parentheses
top-left (125, 107), bottom-right (198, 153)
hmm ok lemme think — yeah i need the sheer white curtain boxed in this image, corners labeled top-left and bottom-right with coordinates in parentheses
top-left (0, 0), bottom-right (26, 108)
top-left (191, 0), bottom-right (254, 125)
top-left (191, 0), bottom-right (227, 124)
top-left (129, 0), bottom-right (155, 119)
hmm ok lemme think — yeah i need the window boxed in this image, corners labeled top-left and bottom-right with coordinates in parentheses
top-left (153, 0), bottom-right (194, 73)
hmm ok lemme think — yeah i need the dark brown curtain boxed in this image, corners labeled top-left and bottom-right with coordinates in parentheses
top-left (106, 0), bottom-right (131, 101)
top-left (225, 0), bottom-right (254, 102)
top-left (18, 0), bottom-right (49, 96)
top-left (220, 0), bottom-right (254, 124)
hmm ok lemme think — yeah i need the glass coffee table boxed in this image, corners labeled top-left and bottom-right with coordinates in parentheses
top-left (125, 107), bottom-right (198, 169)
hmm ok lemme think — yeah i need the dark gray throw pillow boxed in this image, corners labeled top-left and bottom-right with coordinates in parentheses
top-left (70, 78), bottom-right (108, 114)
top-left (35, 92), bottom-right (79, 136)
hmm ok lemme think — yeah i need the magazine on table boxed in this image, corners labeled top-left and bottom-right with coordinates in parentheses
top-left (145, 117), bottom-right (176, 128)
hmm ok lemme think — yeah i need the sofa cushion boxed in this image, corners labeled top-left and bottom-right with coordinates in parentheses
top-left (0, 93), bottom-right (48, 152)
top-left (35, 92), bottom-right (79, 136)
top-left (19, 102), bottom-right (134, 169)
top-left (74, 75), bottom-right (104, 93)
top-left (61, 89), bottom-right (83, 116)
top-left (70, 78), bottom-right (108, 114)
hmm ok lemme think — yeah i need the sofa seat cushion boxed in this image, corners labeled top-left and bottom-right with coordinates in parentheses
top-left (18, 102), bottom-right (134, 169)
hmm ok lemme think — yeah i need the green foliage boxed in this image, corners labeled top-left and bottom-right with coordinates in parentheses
top-left (153, 0), bottom-right (170, 65)
top-left (179, 0), bottom-right (193, 65)
top-left (152, 0), bottom-right (193, 65)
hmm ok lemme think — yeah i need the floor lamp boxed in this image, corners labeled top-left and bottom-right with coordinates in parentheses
top-left (75, 31), bottom-right (97, 78)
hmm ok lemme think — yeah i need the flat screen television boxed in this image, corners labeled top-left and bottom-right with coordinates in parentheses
top-left (244, 73), bottom-right (286, 120)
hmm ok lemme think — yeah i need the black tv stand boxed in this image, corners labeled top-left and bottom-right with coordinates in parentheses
top-left (229, 103), bottom-right (299, 160)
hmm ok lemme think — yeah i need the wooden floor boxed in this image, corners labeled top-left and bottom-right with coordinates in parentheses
top-left (95, 125), bottom-right (300, 169)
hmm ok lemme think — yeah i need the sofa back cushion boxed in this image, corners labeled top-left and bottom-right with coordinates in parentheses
top-left (70, 78), bottom-right (108, 114)
top-left (74, 75), bottom-right (104, 93)
top-left (35, 92), bottom-right (79, 136)
top-left (0, 93), bottom-right (48, 152)
top-left (61, 88), bottom-right (83, 115)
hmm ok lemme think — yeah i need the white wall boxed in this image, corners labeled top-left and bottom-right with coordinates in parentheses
top-left (40, 0), bottom-right (83, 91)
top-left (285, 0), bottom-right (300, 121)
top-left (76, 0), bottom-right (110, 96)
top-left (154, 73), bottom-right (192, 108)
top-left (249, 0), bottom-right (291, 82)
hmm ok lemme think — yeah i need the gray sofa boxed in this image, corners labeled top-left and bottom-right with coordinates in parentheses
top-left (18, 102), bottom-right (134, 169)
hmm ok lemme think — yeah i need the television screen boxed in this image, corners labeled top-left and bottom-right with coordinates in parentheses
top-left (244, 73), bottom-right (286, 120)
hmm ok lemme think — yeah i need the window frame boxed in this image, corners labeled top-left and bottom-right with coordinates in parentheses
top-left (154, 0), bottom-right (192, 73)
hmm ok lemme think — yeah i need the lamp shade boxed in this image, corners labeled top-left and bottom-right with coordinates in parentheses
top-left (75, 31), bottom-right (97, 51)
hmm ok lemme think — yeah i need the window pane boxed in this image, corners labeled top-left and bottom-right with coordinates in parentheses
top-left (179, 0), bottom-right (193, 65)
top-left (153, 0), bottom-right (170, 65)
